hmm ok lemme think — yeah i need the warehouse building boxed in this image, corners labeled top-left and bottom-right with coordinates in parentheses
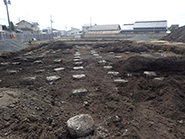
top-left (86, 24), bottom-right (121, 35)
top-left (121, 20), bottom-right (167, 34)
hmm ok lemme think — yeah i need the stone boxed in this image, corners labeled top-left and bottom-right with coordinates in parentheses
top-left (7, 70), bottom-right (17, 74)
top-left (93, 54), bottom-right (99, 57)
top-left (67, 114), bottom-right (94, 137)
top-left (90, 50), bottom-right (96, 54)
top-left (72, 88), bottom-right (88, 96)
top-left (127, 73), bottom-right (132, 77)
top-left (73, 67), bottom-right (84, 70)
top-left (74, 52), bottom-right (81, 56)
top-left (51, 51), bottom-right (56, 54)
top-left (114, 79), bottom-right (128, 85)
top-left (33, 60), bottom-right (43, 64)
top-left (54, 67), bottom-right (65, 72)
top-left (154, 77), bottom-right (164, 81)
top-left (12, 62), bottom-right (21, 65)
top-left (73, 74), bottom-right (86, 80)
top-left (115, 56), bottom-right (122, 59)
top-left (8, 104), bottom-right (16, 108)
top-left (23, 52), bottom-right (33, 56)
top-left (96, 126), bottom-right (109, 138)
top-left (107, 71), bottom-right (119, 76)
top-left (125, 51), bottom-right (130, 54)
top-left (144, 71), bottom-right (157, 77)
top-left (95, 56), bottom-right (102, 59)
top-left (73, 58), bottom-right (81, 62)
top-left (54, 59), bottom-right (62, 63)
top-left (24, 76), bottom-right (36, 81)
top-left (103, 66), bottom-right (112, 69)
top-left (63, 49), bottom-right (69, 54)
top-left (22, 76), bottom-right (36, 85)
top-left (46, 76), bottom-right (60, 82)
top-left (74, 62), bottom-right (83, 66)
top-left (109, 52), bottom-right (114, 55)
top-left (56, 49), bottom-right (61, 52)
top-left (98, 60), bottom-right (106, 64)
top-left (0, 62), bottom-right (10, 66)
top-left (34, 69), bottom-right (45, 73)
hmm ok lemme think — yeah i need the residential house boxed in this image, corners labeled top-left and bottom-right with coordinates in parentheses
top-left (66, 27), bottom-right (80, 37)
top-left (86, 24), bottom-right (121, 34)
top-left (121, 20), bottom-right (167, 34)
top-left (82, 23), bottom-right (96, 33)
top-left (16, 20), bottom-right (40, 34)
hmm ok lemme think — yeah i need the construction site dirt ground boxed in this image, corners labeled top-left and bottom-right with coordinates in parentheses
top-left (0, 39), bottom-right (185, 139)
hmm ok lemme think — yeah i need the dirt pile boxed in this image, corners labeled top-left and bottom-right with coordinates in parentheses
top-left (113, 55), bottom-right (185, 73)
top-left (161, 25), bottom-right (185, 43)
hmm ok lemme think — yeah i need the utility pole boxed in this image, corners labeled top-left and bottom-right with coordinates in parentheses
top-left (90, 17), bottom-right (92, 26)
top-left (50, 15), bottom-right (53, 34)
top-left (4, 0), bottom-right (12, 33)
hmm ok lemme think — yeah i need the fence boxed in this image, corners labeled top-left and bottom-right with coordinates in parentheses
top-left (0, 32), bottom-right (53, 42)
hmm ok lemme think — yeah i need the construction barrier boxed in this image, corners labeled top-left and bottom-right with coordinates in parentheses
top-left (0, 32), bottom-right (53, 42)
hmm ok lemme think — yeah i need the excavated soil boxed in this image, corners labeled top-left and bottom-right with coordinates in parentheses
top-left (161, 25), bottom-right (185, 43)
top-left (0, 39), bottom-right (185, 139)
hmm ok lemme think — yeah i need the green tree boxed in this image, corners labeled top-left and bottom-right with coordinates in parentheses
top-left (2, 25), bottom-right (7, 30)
top-left (168, 26), bottom-right (178, 33)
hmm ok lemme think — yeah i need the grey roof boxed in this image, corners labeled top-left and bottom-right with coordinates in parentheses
top-left (122, 24), bottom-right (134, 30)
top-left (88, 24), bottom-right (121, 31)
top-left (16, 20), bottom-right (39, 26)
top-left (134, 20), bottom-right (167, 28)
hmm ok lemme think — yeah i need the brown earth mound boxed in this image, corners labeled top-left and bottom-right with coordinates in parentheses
top-left (161, 25), bottom-right (185, 43)
top-left (113, 56), bottom-right (185, 73)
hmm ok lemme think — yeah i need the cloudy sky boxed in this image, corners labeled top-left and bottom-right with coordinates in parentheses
top-left (0, 0), bottom-right (185, 30)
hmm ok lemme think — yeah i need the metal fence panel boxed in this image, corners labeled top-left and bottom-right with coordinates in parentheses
top-left (0, 32), bottom-right (53, 42)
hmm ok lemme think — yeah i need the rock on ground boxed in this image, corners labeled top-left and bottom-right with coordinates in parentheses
top-left (67, 114), bottom-right (94, 137)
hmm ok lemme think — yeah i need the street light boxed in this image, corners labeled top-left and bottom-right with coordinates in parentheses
top-left (3, 0), bottom-right (12, 33)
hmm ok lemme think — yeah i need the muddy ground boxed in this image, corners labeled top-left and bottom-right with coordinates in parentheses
top-left (0, 39), bottom-right (185, 139)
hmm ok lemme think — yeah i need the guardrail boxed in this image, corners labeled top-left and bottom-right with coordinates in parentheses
top-left (0, 32), bottom-right (53, 42)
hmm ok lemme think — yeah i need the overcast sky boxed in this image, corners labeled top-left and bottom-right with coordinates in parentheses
top-left (0, 0), bottom-right (185, 30)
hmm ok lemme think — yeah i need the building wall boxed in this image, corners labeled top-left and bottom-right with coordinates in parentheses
top-left (0, 24), bottom-right (2, 30)
top-left (16, 21), bottom-right (31, 28)
top-left (84, 33), bottom-right (167, 39)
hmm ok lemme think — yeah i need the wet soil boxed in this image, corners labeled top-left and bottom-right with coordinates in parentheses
top-left (0, 39), bottom-right (185, 139)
